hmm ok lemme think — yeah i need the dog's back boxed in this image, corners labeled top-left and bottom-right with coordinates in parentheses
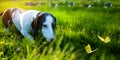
top-left (12, 10), bottom-right (22, 31)
top-left (20, 10), bottom-right (39, 32)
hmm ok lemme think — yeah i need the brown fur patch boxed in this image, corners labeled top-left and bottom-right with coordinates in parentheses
top-left (2, 8), bottom-right (23, 28)
top-left (31, 13), bottom-right (45, 36)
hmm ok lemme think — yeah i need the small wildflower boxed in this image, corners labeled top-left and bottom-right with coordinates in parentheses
top-left (91, 31), bottom-right (94, 33)
top-left (0, 51), bottom-right (3, 56)
top-left (11, 35), bottom-right (14, 38)
top-left (0, 42), bottom-right (5, 45)
top-left (43, 41), bottom-right (47, 44)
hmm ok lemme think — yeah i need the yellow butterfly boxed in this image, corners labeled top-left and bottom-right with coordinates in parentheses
top-left (85, 44), bottom-right (98, 54)
top-left (98, 35), bottom-right (111, 43)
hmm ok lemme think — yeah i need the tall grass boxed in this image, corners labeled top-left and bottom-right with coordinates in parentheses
top-left (0, 1), bottom-right (120, 60)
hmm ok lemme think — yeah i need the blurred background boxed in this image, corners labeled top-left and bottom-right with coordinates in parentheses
top-left (0, 0), bottom-right (120, 60)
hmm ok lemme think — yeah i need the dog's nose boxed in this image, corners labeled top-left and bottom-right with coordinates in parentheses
top-left (50, 37), bottom-right (55, 42)
top-left (51, 38), bottom-right (54, 41)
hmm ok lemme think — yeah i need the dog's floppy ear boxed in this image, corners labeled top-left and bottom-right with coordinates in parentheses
top-left (31, 19), bottom-right (38, 36)
top-left (31, 13), bottom-right (45, 36)
top-left (36, 13), bottom-right (45, 29)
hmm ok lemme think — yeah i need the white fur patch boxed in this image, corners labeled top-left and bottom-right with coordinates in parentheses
top-left (20, 10), bottom-right (39, 41)
top-left (12, 10), bottom-right (21, 31)
top-left (12, 10), bottom-right (39, 41)
top-left (41, 15), bottom-right (54, 41)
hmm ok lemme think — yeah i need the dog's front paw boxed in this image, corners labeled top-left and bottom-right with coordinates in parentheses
top-left (26, 35), bottom-right (34, 42)
top-left (30, 35), bottom-right (34, 41)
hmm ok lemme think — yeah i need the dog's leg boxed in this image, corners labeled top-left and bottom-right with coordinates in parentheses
top-left (2, 18), bottom-right (13, 32)
top-left (6, 20), bottom-right (12, 32)
top-left (6, 28), bottom-right (9, 32)
top-left (20, 29), bottom-right (34, 41)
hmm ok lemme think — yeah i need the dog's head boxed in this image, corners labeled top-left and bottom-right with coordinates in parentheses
top-left (32, 13), bottom-right (56, 42)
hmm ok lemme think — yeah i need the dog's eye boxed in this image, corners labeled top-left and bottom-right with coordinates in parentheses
top-left (43, 25), bottom-right (47, 28)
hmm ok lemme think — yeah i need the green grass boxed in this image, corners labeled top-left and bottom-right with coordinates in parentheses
top-left (0, 1), bottom-right (120, 60)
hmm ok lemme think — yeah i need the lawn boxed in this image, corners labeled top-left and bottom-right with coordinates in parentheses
top-left (0, 0), bottom-right (120, 60)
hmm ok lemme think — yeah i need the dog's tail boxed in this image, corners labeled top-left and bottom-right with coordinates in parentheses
top-left (0, 12), bottom-right (3, 16)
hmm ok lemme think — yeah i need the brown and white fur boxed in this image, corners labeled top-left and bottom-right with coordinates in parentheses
top-left (1, 8), bottom-right (56, 42)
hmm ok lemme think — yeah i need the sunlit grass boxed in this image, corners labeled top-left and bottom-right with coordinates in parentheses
top-left (0, 1), bottom-right (120, 60)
